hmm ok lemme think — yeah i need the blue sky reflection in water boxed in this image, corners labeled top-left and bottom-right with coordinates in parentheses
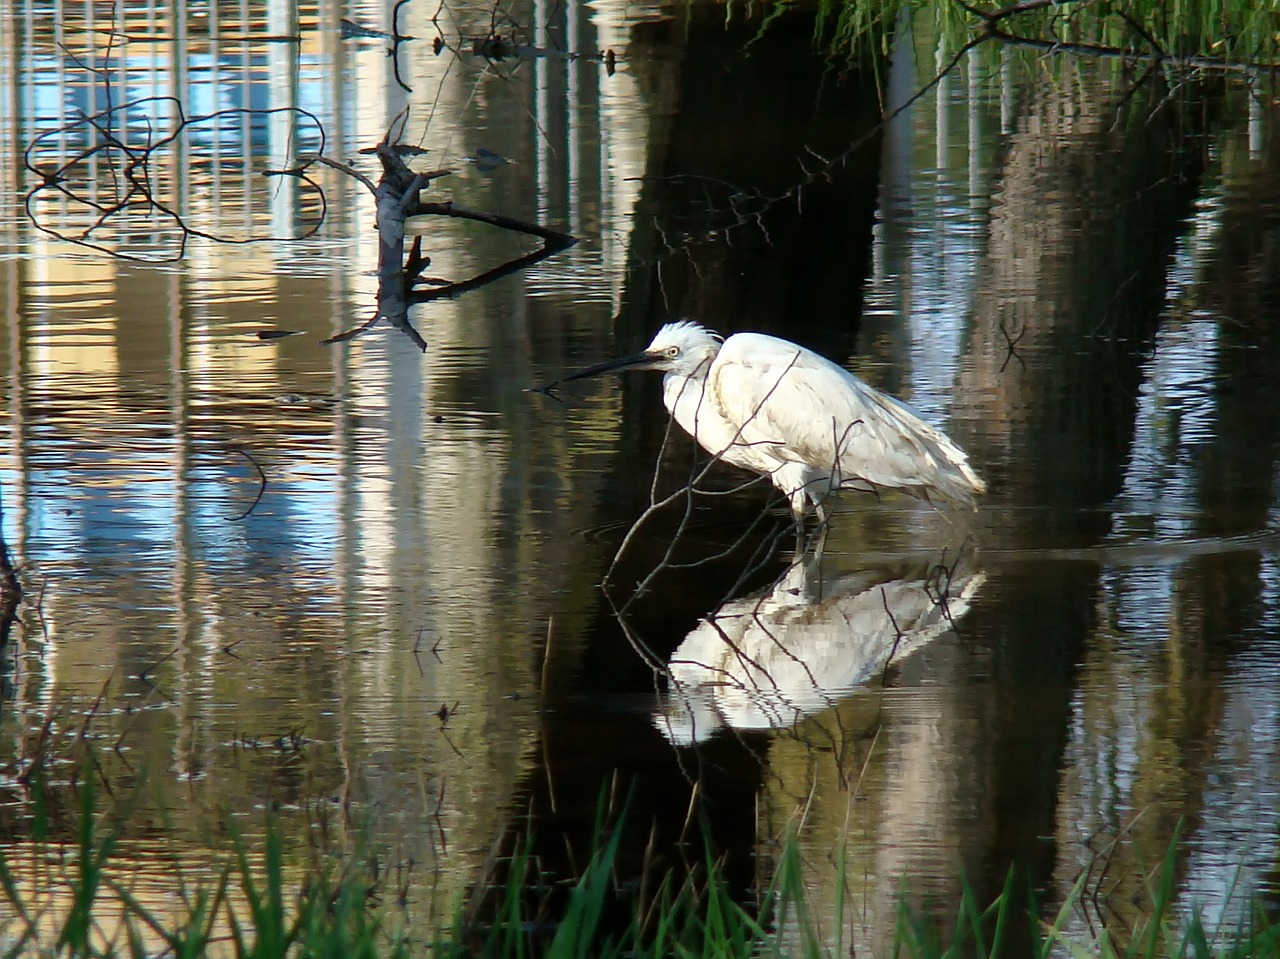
top-left (2, 0), bottom-right (1280, 953)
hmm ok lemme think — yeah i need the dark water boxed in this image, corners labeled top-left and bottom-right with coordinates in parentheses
top-left (3, 0), bottom-right (1280, 952)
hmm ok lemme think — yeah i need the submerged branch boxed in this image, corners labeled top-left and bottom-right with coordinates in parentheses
top-left (23, 98), bottom-right (328, 263)
top-left (322, 132), bottom-right (576, 349)
top-left (0, 527), bottom-right (20, 654)
top-left (410, 201), bottom-right (577, 246)
top-left (322, 311), bottom-right (383, 345)
top-left (25, 97), bottom-right (573, 347)
top-left (315, 154), bottom-right (378, 195)
top-left (409, 240), bottom-right (574, 305)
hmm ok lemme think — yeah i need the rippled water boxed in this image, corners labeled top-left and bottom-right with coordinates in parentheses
top-left (3, 0), bottom-right (1280, 952)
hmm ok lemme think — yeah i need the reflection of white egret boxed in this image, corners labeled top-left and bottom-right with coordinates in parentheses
top-left (656, 558), bottom-right (985, 745)
top-left (556, 323), bottom-right (985, 523)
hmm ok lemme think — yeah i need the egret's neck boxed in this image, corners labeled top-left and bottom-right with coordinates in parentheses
top-left (661, 359), bottom-right (714, 424)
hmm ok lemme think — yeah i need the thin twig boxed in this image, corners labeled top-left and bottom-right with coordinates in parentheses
top-left (227, 448), bottom-right (267, 521)
top-left (315, 154), bottom-right (378, 194)
top-left (323, 310), bottom-right (384, 345)
top-left (410, 200), bottom-right (575, 244)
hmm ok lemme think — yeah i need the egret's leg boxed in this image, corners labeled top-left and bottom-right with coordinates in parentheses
top-left (813, 498), bottom-right (829, 528)
top-left (812, 522), bottom-right (829, 558)
top-left (789, 490), bottom-right (809, 557)
top-left (810, 500), bottom-right (830, 558)
top-left (801, 496), bottom-right (830, 556)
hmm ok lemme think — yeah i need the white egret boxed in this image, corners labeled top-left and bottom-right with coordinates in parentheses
top-left (556, 322), bottom-right (986, 521)
top-left (656, 557), bottom-right (986, 745)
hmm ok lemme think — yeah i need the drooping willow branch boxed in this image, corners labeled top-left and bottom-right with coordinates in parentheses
top-left (636, 5), bottom-right (1280, 272)
top-left (627, 33), bottom-right (989, 271)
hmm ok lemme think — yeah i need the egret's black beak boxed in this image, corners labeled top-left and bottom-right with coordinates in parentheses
top-left (528, 348), bottom-right (664, 399)
top-left (556, 350), bottom-right (661, 383)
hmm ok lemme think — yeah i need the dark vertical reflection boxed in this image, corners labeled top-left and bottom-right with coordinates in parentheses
top-left (1127, 88), bottom-right (1280, 928)
top-left (1198, 95), bottom-right (1280, 537)
top-left (1049, 78), bottom-right (1280, 936)
top-left (623, 11), bottom-right (883, 350)
top-left (608, 6), bottom-right (885, 519)
top-left (0, 259), bottom-right (22, 673)
top-left (949, 67), bottom-right (1214, 951)
top-left (0, 257), bottom-right (27, 714)
top-left (959, 72), bottom-right (1209, 529)
top-left (498, 4), bottom-right (887, 935)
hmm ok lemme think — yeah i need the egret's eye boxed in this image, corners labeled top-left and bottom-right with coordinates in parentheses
top-left (665, 346), bottom-right (680, 358)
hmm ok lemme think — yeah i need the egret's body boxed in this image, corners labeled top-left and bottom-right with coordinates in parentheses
top-left (561, 322), bottom-right (985, 519)
top-left (657, 558), bottom-right (987, 744)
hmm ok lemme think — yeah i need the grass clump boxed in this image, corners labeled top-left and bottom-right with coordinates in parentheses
top-left (3, 777), bottom-right (1280, 957)
top-left (0, 774), bottom-right (408, 959)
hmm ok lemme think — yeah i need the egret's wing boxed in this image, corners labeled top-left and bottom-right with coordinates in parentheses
top-left (710, 334), bottom-right (984, 504)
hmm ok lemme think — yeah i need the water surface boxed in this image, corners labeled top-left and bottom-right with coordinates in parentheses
top-left (2, 0), bottom-right (1280, 952)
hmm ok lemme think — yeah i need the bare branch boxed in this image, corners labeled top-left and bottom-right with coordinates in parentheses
top-left (24, 97), bottom-right (329, 262)
top-left (315, 154), bottom-right (379, 195)
top-left (227, 448), bottom-right (268, 522)
top-left (410, 200), bottom-right (576, 245)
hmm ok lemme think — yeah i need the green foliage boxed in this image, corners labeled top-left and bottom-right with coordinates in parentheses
top-left (4, 780), bottom-right (1280, 958)
top-left (782, 0), bottom-right (1280, 68)
top-left (0, 775), bottom-right (408, 959)
top-left (1046, 833), bottom-right (1280, 959)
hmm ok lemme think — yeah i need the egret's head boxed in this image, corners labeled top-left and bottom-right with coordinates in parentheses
top-left (643, 322), bottom-right (723, 373)
top-left (556, 320), bottom-right (724, 383)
